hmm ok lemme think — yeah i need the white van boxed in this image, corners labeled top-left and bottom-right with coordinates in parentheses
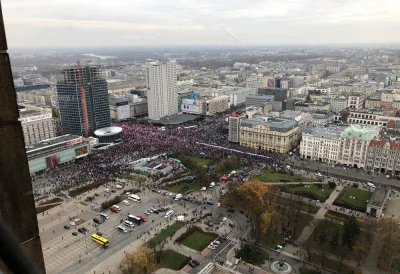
top-left (165, 210), bottom-right (174, 218)
top-left (174, 194), bottom-right (182, 201)
top-left (124, 220), bottom-right (135, 228)
top-left (210, 182), bottom-right (215, 188)
top-left (128, 194), bottom-right (141, 202)
top-left (117, 225), bottom-right (128, 233)
top-left (100, 213), bottom-right (109, 219)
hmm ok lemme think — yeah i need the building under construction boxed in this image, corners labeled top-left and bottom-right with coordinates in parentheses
top-left (56, 64), bottom-right (111, 137)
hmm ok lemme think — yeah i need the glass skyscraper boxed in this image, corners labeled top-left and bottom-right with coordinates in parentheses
top-left (56, 65), bottom-right (111, 137)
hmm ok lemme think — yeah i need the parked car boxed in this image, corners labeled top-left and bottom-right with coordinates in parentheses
top-left (81, 227), bottom-right (89, 233)
top-left (78, 228), bottom-right (84, 234)
top-left (72, 232), bottom-right (78, 236)
top-left (188, 261), bottom-right (196, 268)
top-left (192, 260), bottom-right (200, 266)
top-left (111, 190), bottom-right (116, 193)
top-left (122, 200), bottom-right (130, 206)
top-left (96, 232), bottom-right (103, 236)
top-left (64, 225), bottom-right (70, 230)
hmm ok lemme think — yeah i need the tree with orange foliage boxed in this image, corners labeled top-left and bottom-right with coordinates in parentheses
top-left (120, 244), bottom-right (157, 274)
top-left (237, 179), bottom-right (278, 242)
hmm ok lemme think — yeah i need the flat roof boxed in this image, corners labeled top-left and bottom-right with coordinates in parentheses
top-left (26, 134), bottom-right (81, 152)
top-left (368, 186), bottom-right (389, 208)
top-left (304, 126), bottom-right (344, 139)
top-left (241, 117), bottom-right (298, 132)
top-left (340, 124), bottom-right (380, 141)
top-left (94, 126), bottom-right (123, 136)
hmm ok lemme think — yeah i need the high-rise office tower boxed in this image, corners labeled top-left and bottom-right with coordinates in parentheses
top-left (56, 64), bottom-right (111, 136)
top-left (145, 60), bottom-right (178, 120)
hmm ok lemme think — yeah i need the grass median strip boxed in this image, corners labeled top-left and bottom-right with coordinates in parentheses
top-left (148, 222), bottom-right (186, 246)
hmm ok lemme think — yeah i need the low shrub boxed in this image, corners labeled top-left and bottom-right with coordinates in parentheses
top-left (69, 179), bottom-right (108, 197)
top-left (101, 196), bottom-right (123, 210)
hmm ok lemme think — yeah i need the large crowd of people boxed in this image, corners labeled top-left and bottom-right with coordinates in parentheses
top-left (32, 116), bottom-right (287, 197)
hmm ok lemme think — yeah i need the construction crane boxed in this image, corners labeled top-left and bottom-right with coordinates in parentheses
top-left (76, 58), bottom-right (90, 138)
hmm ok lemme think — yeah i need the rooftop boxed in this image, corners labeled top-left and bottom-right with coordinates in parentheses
top-left (340, 124), bottom-right (380, 141)
top-left (304, 125), bottom-right (344, 139)
top-left (241, 116), bottom-right (298, 132)
top-left (369, 140), bottom-right (400, 150)
top-left (26, 134), bottom-right (81, 152)
top-left (368, 186), bottom-right (390, 208)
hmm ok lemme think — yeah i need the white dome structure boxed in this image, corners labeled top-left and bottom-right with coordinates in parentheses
top-left (94, 126), bottom-right (123, 143)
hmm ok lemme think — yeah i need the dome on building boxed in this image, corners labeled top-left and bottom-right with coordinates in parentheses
top-left (94, 126), bottom-right (123, 143)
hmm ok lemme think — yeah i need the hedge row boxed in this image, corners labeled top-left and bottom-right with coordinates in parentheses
top-left (101, 196), bottom-right (123, 210)
top-left (38, 197), bottom-right (63, 205)
top-left (175, 226), bottom-right (218, 245)
top-left (69, 179), bottom-right (108, 197)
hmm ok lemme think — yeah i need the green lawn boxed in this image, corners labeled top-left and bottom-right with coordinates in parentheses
top-left (183, 155), bottom-right (211, 167)
top-left (282, 184), bottom-right (333, 202)
top-left (333, 187), bottom-right (373, 212)
top-left (119, 174), bottom-right (145, 183)
top-left (148, 222), bottom-right (185, 246)
top-left (181, 230), bottom-right (216, 251)
top-left (255, 169), bottom-right (316, 183)
top-left (159, 250), bottom-right (190, 270)
top-left (236, 245), bottom-right (269, 265)
top-left (164, 180), bottom-right (202, 193)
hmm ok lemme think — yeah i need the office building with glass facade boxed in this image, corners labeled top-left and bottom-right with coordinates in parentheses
top-left (56, 65), bottom-right (111, 136)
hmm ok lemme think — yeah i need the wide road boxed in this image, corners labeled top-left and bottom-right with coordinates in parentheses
top-left (43, 191), bottom-right (200, 274)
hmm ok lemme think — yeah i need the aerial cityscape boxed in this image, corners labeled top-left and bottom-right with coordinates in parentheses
top-left (2, 1), bottom-right (400, 274)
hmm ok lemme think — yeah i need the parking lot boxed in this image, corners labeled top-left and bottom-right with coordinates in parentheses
top-left (42, 189), bottom-right (202, 274)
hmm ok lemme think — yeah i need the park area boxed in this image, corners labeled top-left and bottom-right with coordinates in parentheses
top-left (164, 180), bottom-right (202, 193)
top-left (260, 212), bottom-right (313, 248)
top-left (176, 227), bottom-right (217, 251)
top-left (333, 186), bottom-right (373, 212)
top-left (148, 222), bottom-right (185, 246)
top-left (255, 169), bottom-right (316, 183)
top-left (306, 219), bottom-right (371, 272)
top-left (119, 174), bottom-right (145, 183)
top-left (281, 183), bottom-right (333, 202)
top-left (159, 250), bottom-right (190, 270)
top-left (236, 245), bottom-right (269, 265)
top-left (182, 155), bottom-right (211, 167)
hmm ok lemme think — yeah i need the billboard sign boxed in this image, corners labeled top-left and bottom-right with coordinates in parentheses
top-left (267, 78), bottom-right (275, 88)
top-left (117, 104), bottom-right (131, 121)
top-left (182, 99), bottom-right (199, 114)
top-left (75, 146), bottom-right (88, 158)
top-left (46, 154), bottom-right (60, 169)
top-left (66, 137), bottom-right (82, 147)
top-left (19, 113), bottom-right (52, 123)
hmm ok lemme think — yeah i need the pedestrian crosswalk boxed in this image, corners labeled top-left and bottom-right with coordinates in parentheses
top-left (225, 261), bottom-right (233, 266)
top-left (226, 235), bottom-right (238, 243)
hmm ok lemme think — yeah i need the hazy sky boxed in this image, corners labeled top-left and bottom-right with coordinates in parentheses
top-left (3, 0), bottom-right (400, 48)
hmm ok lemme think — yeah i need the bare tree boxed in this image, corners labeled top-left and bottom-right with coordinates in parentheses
top-left (148, 238), bottom-right (167, 264)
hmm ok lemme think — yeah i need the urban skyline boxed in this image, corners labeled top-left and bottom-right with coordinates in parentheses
top-left (2, 0), bottom-right (400, 47)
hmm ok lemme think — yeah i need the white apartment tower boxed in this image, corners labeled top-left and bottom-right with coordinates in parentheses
top-left (146, 60), bottom-right (178, 120)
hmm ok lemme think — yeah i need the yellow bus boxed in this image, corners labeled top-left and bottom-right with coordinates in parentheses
top-left (91, 233), bottom-right (109, 247)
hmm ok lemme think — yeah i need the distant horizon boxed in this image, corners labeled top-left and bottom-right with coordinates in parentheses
top-left (8, 43), bottom-right (400, 52)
